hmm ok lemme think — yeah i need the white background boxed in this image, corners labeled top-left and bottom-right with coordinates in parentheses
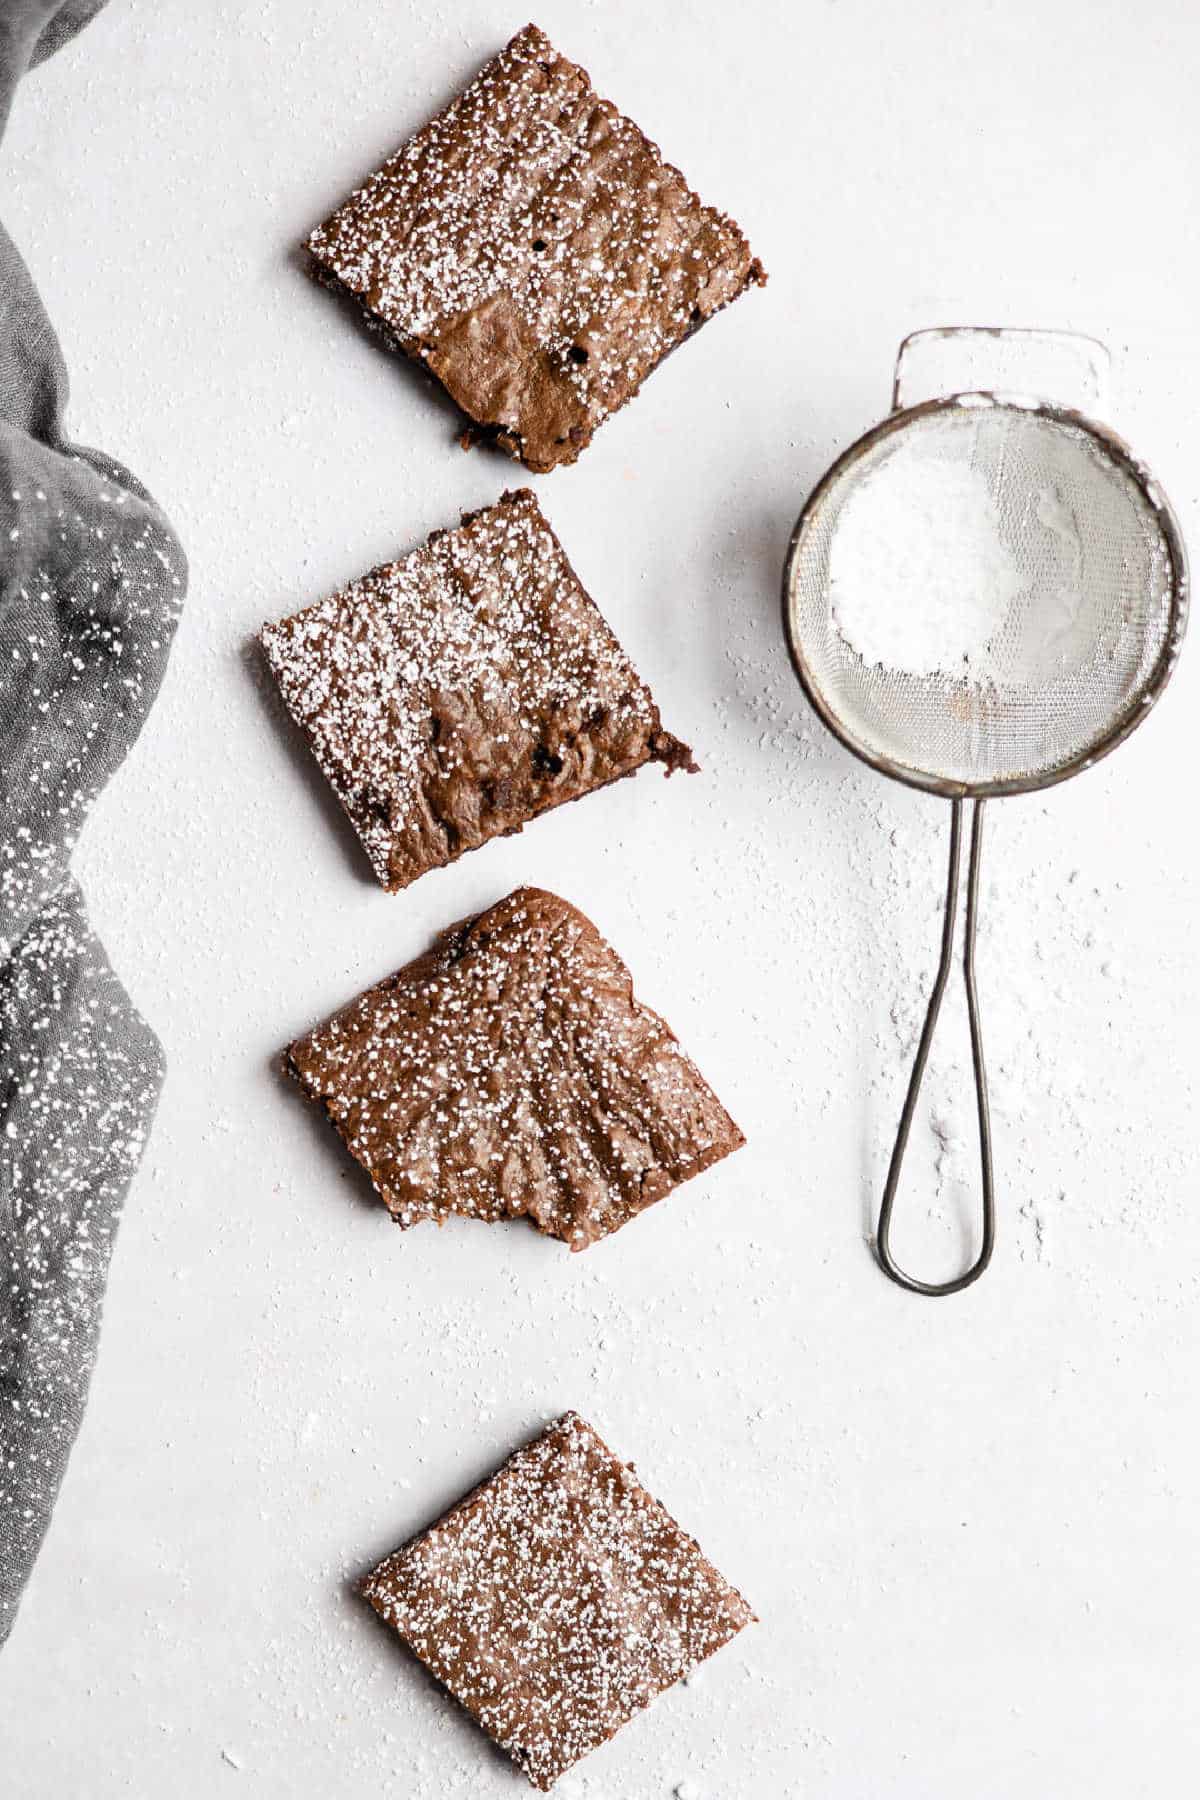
top-left (3, 2), bottom-right (1199, 1794)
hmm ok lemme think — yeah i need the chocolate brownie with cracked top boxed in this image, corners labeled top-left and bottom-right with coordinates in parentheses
top-left (260, 489), bottom-right (694, 893)
top-left (306, 22), bottom-right (766, 472)
top-left (284, 887), bottom-right (744, 1250)
top-left (361, 1411), bottom-right (754, 1789)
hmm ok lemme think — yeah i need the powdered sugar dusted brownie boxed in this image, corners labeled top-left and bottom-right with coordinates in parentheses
top-left (284, 887), bottom-right (743, 1249)
top-left (260, 490), bottom-right (694, 892)
top-left (362, 1412), bottom-right (754, 1789)
top-left (306, 23), bottom-right (765, 472)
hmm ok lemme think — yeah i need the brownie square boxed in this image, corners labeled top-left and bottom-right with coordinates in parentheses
top-left (284, 886), bottom-right (744, 1250)
top-left (260, 490), bottom-right (694, 893)
top-left (362, 1412), bottom-right (754, 1789)
top-left (306, 23), bottom-right (765, 472)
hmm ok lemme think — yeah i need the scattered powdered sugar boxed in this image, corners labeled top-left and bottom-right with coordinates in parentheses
top-left (829, 451), bottom-right (1028, 676)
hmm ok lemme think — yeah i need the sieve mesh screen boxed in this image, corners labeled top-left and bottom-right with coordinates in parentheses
top-left (785, 403), bottom-right (1180, 791)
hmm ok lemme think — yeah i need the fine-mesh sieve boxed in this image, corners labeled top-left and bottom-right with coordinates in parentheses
top-left (783, 328), bottom-right (1189, 1296)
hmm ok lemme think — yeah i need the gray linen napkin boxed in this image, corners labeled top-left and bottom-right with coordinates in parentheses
top-left (1, 0), bottom-right (186, 1646)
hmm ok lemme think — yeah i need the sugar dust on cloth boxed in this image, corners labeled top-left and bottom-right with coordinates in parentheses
top-left (829, 442), bottom-right (1083, 681)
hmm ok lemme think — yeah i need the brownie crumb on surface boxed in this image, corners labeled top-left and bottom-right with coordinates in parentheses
top-left (284, 886), bottom-right (744, 1250)
top-left (260, 489), bottom-right (695, 893)
top-left (306, 22), bottom-right (765, 472)
top-left (362, 1411), bottom-right (754, 1789)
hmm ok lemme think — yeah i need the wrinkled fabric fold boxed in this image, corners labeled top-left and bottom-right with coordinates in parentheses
top-left (1, 0), bottom-right (185, 1645)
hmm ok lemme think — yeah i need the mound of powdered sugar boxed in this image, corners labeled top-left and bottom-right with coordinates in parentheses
top-left (829, 450), bottom-right (1028, 676)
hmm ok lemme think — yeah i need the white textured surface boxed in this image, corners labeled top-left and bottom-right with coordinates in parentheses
top-left (2, 2), bottom-right (1199, 1794)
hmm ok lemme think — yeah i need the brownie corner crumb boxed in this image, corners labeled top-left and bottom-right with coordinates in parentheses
top-left (651, 728), bottom-right (700, 775)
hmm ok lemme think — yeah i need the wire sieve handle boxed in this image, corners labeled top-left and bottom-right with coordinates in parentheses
top-left (875, 798), bottom-right (995, 1297)
top-left (892, 326), bottom-right (1111, 419)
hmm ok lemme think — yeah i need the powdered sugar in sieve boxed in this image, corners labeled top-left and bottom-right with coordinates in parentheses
top-left (829, 449), bottom-right (1027, 677)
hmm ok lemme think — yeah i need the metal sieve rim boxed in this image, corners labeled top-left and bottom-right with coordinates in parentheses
top-left (781, 393), bottom-right (1190, 800)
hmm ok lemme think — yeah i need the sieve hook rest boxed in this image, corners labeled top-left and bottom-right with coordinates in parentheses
top-left (891, 325), bottom-right (1112, 419)
top-left (875, 798), bottom-right (995, 1296)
